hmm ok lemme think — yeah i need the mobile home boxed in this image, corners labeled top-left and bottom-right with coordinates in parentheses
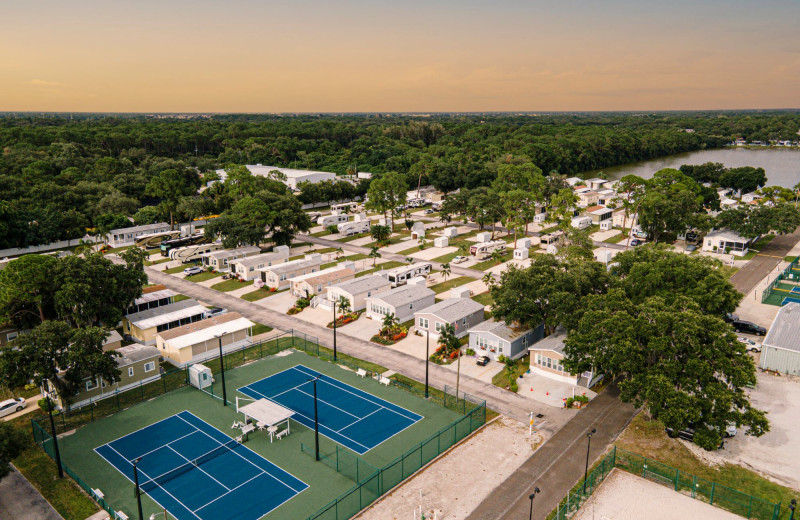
top-left (330, 202), bottom-right (361, 215)
top-left (229, 246), bottom-right (290, 281)
top-left (539, 231), bottom-right (565, 249)
top-left (337, 220), bottom-right (371, 236)
top-left (106, 222), bottom-right (171, 248)
top-left (469, 240), bottom-right (506, 260)
top-left (258, 254), bottom-right (323, 290)
top-left (384, 263), bottom-right (433, 287)
top-left (317, 214), bottom-right (349, 227)
top-left (201, 246), bottom-right (261, 271)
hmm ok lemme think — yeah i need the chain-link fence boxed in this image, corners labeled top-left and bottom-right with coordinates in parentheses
top-left (551, 446), bottom-right (781, 520)
top-left (300, 443), bottom-right (379, 485)
top-left (307, 390), bottom-right (487, 520)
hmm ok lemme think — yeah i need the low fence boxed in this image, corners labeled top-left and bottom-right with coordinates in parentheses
top-left (300, 443), bottom-right (379, 485)
top-left (761, 256), bottom-right (800, 304)
top-left (551, 446), bottom-right (781, 520)
top-left (307, 391), bottom-right (487, 520)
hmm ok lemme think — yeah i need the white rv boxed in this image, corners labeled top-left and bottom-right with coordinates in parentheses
top-left (170, 242), bottom-right (223, 263)
top-left (539, 231), bottom-right (565, 249)
top-left (385, 263), bottom-right (433, 287)
top-left (571, 216), bottom-right (592, 230)
top-left (134, 230), bottom-right (182, 249)
top-left (330, 202), bottom-right (361, 215)
top-left (337, 220), bottom-right (371, 236)
top-left (469, 240), bottom-right (507, 260)
top-left (317, 214), bottom-right (349, 227)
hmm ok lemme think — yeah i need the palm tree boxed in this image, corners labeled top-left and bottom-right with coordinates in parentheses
top-left (73, 239), bottom-right (96, 256)
top-left (490, 249), bottom-right (504, 265)
top-left (337, 295), bottom-right (351, 317)
top-left (440, 262), bottom-right (451, 282)
top-left (438, 323), bottom-right (461, 358)
top-left (368, 246), bottom-right (382, 267)
top-left (482, 272), bottom-right (494, 287)
top-left (381, 313), bottom-right (399, 336)
top-left (406, 257), bottom-right (414, 264)
top-left (336, 247), bottom-right (344, 259)
top-left (794, 181), bottom-right (800, 209)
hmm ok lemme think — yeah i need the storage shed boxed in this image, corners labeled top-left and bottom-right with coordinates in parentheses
top-left (759, 302), bottom-right (800, 375)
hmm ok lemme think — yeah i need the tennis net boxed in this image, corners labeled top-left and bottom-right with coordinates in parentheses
top-left (139, 438), bottom-right (239, 492)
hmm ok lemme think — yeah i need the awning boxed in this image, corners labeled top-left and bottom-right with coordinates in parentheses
top-left (238, 399), bottom-right (294, 427)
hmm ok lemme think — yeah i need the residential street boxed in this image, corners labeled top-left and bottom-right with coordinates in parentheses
top-left (143, 266), bottom-right (572, 431)
top-left (466, 383), bottom-right (638, 520)
top-left (729, 228), bottom-right (800, 294)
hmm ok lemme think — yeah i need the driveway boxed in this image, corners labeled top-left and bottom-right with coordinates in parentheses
top-left (517, 371), bottom-right (597, 408)
top-left (1, 395), bottom-right (40, 422)
top-left (337, 316), bottom-right (382, 342)
top-left (729, 228), bottom-right (800, 294)
top-left (442, 357), bottom-right (504, 384)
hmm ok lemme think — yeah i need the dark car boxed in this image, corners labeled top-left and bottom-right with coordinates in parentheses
top-left (204, 307), bottom-right (227, 319)
top-left (732, 320), bottom-right (766, 336)
top-left (630, 239), bottom-right (643, 247)
top-left (723, 313), bottom-right (739, 323)
top-left (685, 232), bottom-right (698, 242)
top-left (476, 355), bottom-right (490, 366)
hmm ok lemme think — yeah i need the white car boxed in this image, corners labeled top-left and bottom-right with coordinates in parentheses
top-left (184, 266), bottom-right (204, 276)
top-left (737, 337), bottom-right (762, 352)
top-left (452, 256), bottom-right (468, 264)
top-left (0, 397), bottom-right (26, 418)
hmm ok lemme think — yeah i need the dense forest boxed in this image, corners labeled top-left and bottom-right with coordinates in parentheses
top-left (0, 111), bottom-right (798, 249)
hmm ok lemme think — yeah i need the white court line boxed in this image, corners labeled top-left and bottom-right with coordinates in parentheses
top-left (193, 471), bottom-right (265, 513)
top-left (174, 414), bottom-right (305, 494)
top-left (291, 364), bottom-right (423, 422)
top-left (239, 385), bottom-right (371, 453)
top-left (336, 407), bottom-right (384, 433)
top-left (167, 445), bottom-right (231, 492)
top-left (100, 414), bottom-right (190, 448)
top-left (126, 430), bottom-right (201, 462)
top-left (292, 386), bottom-right (362, 420)
top-left (104, 443), bottom-right (203, 520)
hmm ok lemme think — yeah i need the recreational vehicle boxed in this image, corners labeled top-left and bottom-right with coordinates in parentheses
top-left (469, 240), bottom-right (507, 260)
top-left (337, 220), bottom-right (371, 236)
top-left (170, 242), bottom-right (223, 263)
top-left (160, 234), bottom-right (208, 257)
top-left (539, 231), bottom-right (565, 248)
top-left (330, 202), bottom-right (361, 215)
top-left (135, 230), bottom-right (182, 249)
top-left (385, 263), bottom-right (433, 287)
top-left (317, 214), bottom-right (349, 227)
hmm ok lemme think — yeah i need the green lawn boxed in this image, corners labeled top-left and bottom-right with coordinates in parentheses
top-left (185, 271), bottom-right (223, 283)
top-left (397, 245), bottom-right (423, 256)
top-left (173, 294), bottom-right (191, 303)
top-left (472, 251), bottom-right (513, 271)
top-left (603, 231), bottom-right (629, 244)
top-left (740, 234), bottom-right (777, 260)
top-left (210, 278), bottom-right (251, 292)
top-left (311, 229), bottom-right (334, 237)
top-left (785, 256), bottom-right (798, 263)
top-left (240, 287), bottom-right (282, 301)
top-left (355, 261), bottom-right (405, 277)
top-left (251, 323), bottom-right (274, 336)
top-left (430, 276), bottom-right (473, 294)
top-left (472, 292), bottom-right (493, 306)
top-left (164, 264), bottom-right (191, 274)
top-left (339, 232), bottom-right (370, 243)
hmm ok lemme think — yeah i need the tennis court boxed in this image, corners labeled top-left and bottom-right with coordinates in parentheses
top-left (238, 364), bottom-right (423, 455)
top-left (95, 411), bottom-right (308, 520)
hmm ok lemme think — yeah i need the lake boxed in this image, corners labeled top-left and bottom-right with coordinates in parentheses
top-left (587, 148), bottom-right (800, 188)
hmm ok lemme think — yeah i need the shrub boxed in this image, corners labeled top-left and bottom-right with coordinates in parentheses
top-left (326, 224), bottom-right (339, 234)
top-left (465, 348), bottom-right (475, 356)
top-left (296, 298), bottom-right (310, 309)
top-left (509, 379), bottom-right (518, 393)
top-left (287, 307), bottom-right (300, 315)
top-left (497, 354), bottom-right (508, 363)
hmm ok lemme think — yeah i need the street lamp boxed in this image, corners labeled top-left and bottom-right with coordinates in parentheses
top-left (424, 330), bottom-right (430, 399)
top-left (528, 487), bottom-right (540, 520)
top-left (583, 428), bottom-right (596, 493)
top-left (42, 382), bottom-right (63, 479)
top-left (132, 457), bottom-right (144, 520)
top-left (332, 299), bottom-right (338, 361)
top-left (308, 375), bottom-right (322, 461)
top-left (789, 498), bottom-right (796, 520)
top-left (215, 332), bottom-right (228, 406)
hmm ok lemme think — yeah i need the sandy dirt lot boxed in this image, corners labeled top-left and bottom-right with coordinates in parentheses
top-left (573, 469), bottom-right (743, 520)
top-left (356, 417), bottom-right (542, 520)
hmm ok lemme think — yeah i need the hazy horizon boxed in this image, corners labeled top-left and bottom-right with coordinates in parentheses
top-left (3, 0), bottom-right (799, 113)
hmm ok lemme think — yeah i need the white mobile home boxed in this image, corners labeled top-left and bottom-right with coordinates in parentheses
top-left (290, 266), bottom-right (356, 298)
top-left (384, 263), bottom-right (433, 287)
top-left (469, 319), bottom-right (545, 362)
top-left (106, 222), bottom-right (171, 248)
top-left (539, 231), bottom-right (564, 249)
top-left (229, 246), bottom-right (290, 281)
top-left (570, 216), bottom-right (592, 230)
top-left (202, 246), bottom-right (261, 271)
top-left (324, 275), bottom-right (392, 312)
top-left (366, 285), bottom-right (436, 323)
top-left (318, 214), bottom-right (349, 227)
top-left (156, 312), bottom-right (255, 367)
top-left (258, 254), bottom-right (323, 290)
top-left (330, 202), bottom-right (361, 215)
top-left (414, 298), bottom-right (485, 340)
top-left (702, 229), bottom-right (755, 256)
top-left (469, 240), bottom-right (506, 260)
top-left (337, 220), bottom-right (370, 236)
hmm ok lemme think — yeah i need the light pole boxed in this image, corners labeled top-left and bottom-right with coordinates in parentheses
top-left (789, 498), bottom-right (796, 520)
top-left (132, 457), bottom-right (144, 520)
top-left (528, 487), bottom-right (540, 520)
top-left (332, 299), bottom-right (338, 361)
top-left (583, 428), bottom-right (596, 493)
top-left (424, 331), bottom-right (430, 399)
top-left (216, 332), bottom-right (228, 406)
top-left (309, 376), bottom-right (321, 461)
top-left (42, 382), bottom-right (63, 479)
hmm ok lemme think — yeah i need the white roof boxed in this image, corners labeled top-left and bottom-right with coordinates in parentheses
top-left (129, 303), bottom-right (208, 330)
top-left (163, 317), bottom-right (255, 350)
top-left (290, 265), bottom-right (349, 283)
top-left (216, 165), bottom-right (337, 181)
top-left (238, 399), bottom-right (294, 426)
top-left (706, 228), bottom-right (751, 242)
top-left (133, 289), bottom-right (176, 305)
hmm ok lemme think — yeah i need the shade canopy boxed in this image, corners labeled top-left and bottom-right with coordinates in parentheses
top-left (238, 398), bottom-right (294, 427)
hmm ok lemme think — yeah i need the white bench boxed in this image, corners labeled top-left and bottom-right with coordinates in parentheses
top-left (92, 488), bottom-right (104, 499)
top-left (379, 377), bottom-right (391, 386)
top-left (116, 513), bottom-right (129, 520)
top-left (356, 369), bottom-right (367, 378)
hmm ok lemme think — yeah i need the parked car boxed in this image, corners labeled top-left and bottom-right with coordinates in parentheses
top-left (732, 320), bottom-right (766, 336)
top-left (630, 239), bottom-right (643, 247)
top-left (685, 232), bottom-right (698, 242)
top-left (184, 266), bottom-right (204, 276)
top-left (723, 313), bottom-right (739, 323)
top-left (0, 397), bottom-right (26, 418)
top-left (476, 355), bottom-right (490, 366)
top-left (737, 337), bottom-right (762, 352)
top-left (665, 422), bottom-right (736, 443)
top-left (424, 209), bottom-right (435, 215)
top-left (204, 307), bottom-right (227, 319)
top-left (452, 256), bottom-right (468, 264)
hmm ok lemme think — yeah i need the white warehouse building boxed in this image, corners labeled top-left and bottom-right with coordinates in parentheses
top-left (215, 165), bottom-right (337, 190)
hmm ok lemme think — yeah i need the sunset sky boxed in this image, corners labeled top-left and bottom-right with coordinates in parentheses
top-left (3, 0), bottom-right (799, 112)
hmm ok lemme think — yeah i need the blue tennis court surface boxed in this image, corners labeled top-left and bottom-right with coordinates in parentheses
top-left (238, 365), bottom-right (423, 454)
top-left (95, 411), bottom-right (307, 520)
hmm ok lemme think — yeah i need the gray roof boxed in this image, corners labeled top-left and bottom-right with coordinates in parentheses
top-left (416, 298), bottom-right (484, 322)
top-left (125, 299), bottom-right (202, 326)
top-left (469, 319), bottom-right (530, 342)
top-left (529, 330), bottom-right (567, 354)
top-left (103, 330), bottom-right (123, 346)
top-left (369, 285), bottom-right (435, 308)
top-left (234, 251), bottom-right (289, 268)
top-left (332, 275), bottom-right (391, 296)
top-left (264, 257), bottom-right (322, 275)
top-left (764, 302), bottom-right (800, 353)
top-left (205, 246), bottom-right (260, 261)
top-left (114, 343), bottom-right (160, 367)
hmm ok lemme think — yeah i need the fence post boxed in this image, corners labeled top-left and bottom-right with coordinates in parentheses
top-left (710, 481), bottom-right (715, 505)
top-left (140, 380), bottom-right (144, 401)
top-left (675, 469), bottom-right (679, 491)
top-left (748, 495), bottom-right (752, 518)
top-left (692, 475), bottom-right (697, 498)
top-left (612, 445), bottom-right (617, 467)
top-left (642, 457), bottom-right (647, 478)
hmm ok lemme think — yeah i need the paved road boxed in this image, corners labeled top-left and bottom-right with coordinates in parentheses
top-left (298, 234), bottom-right (486, 279)
top-left (0, 465), bottom-right (62, 520)
top-left (143, 266), bottom-right (572, 431)
top-left (466, 383), bottom-right (637, 520)
top-left (729, 228), bottom-right (800, 294)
